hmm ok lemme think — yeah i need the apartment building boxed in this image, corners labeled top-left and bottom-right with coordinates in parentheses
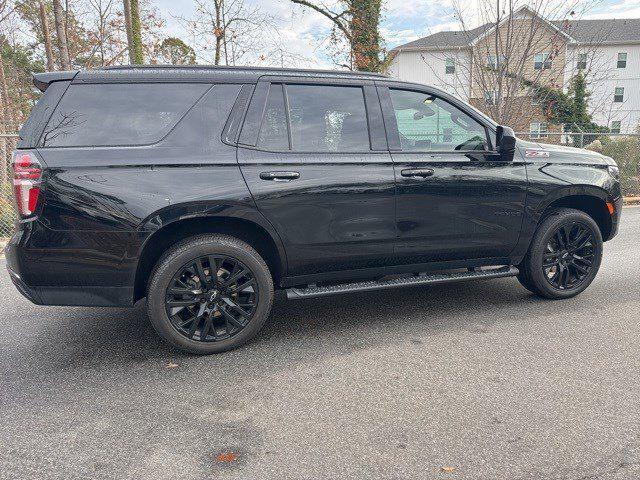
top-left (388, 6), bottom-right (640, 136)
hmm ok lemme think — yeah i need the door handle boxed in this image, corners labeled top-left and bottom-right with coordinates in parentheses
top-left (400, 168), bottom-right (434, 178)
top-left (259, 171), bottom-right (300, 182)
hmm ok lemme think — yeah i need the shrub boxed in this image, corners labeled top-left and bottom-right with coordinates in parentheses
top-left (586, 136), bottom-right (640, 196)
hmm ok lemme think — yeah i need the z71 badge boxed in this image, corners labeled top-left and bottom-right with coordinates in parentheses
top-left (525, 149), bottom-right (550, 158)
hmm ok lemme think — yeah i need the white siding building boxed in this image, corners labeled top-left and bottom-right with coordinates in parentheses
top-left (390, 13), bottom-right (640, 133)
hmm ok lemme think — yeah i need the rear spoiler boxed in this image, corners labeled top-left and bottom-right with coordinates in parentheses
top-left (33, 70), bottom-right (79, 92)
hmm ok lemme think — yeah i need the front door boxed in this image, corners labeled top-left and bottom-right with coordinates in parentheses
top-left (238, 80), bottom-right (396, 279)
top-left (379, 86), bottom-right (528, 265)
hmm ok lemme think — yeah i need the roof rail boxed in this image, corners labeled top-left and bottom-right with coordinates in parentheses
top-left (101, 64), bottom-right (388, 78)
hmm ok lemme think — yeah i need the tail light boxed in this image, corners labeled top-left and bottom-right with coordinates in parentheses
top-left (12, 151), bottom-right (42, 217)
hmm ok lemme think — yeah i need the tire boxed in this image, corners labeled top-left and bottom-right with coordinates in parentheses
top-left (146, 234), bottom-right (274, 354)
top-left (517, 208), bottom-right (603, 299)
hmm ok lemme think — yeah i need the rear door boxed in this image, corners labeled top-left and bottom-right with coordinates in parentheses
top-left (237, 77), bottom-right (396, 279)
top-left (378, 85), bottom-right (528, 265)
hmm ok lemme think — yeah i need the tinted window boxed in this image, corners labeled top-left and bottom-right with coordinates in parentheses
top-left (41, 83), bottom-right (209, 147)
top-left (390, 89), bottom-right (488, 152)
top-left (286, 84), bottom-right (370, 152)
top-left (257, 84), bottom-right (289, 150)
top-left (18, 81), bottom-right (68, 149)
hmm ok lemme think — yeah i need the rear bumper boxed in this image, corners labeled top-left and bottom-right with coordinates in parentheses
top-left (5, 226), bottom-right (134, 307)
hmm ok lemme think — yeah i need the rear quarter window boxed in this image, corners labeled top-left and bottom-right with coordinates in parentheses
top-left (40, 83), bottom-right (210, 147)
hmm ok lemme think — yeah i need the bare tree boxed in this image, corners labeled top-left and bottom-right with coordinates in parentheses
top-left (52, 0), bottom-right (71, 69)
top-left (290, 0), bottom-right (383, 71)
top-left (179, 0), bottom-right (281, 66)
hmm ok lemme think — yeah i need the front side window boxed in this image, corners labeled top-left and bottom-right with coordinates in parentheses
top-left (530, 122), bottom-right (548, 139)
top-left (534, 53), bottom-right (551, 70)
top-left (614, 87), bottom-right (624, 103)
top-left (390, 89), bottom-right (489, 152)
top-left (617, 52), bottom-right (627, 69)
top-left (610, 121), bottom-right (621, 134)
top-left (445, 58), bottom-right (455, 74)
top-left (286, 84), bottom-right (370, 152)
top-left (577, 53), bottom-right (587, 70)
top-left (41, 83), bottom-right (209, 147)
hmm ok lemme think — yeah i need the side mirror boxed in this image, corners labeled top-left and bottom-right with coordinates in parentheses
top-left (496, 125), bottom-right (516, 162)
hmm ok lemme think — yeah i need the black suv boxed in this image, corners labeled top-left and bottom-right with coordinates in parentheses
top-left (6, 66), bottom-right (622, 354)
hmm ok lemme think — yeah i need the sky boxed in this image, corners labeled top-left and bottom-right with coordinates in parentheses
top-left (152, 0), bottom-right (640, 68)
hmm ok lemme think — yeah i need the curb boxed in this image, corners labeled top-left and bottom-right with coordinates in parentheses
top-left (624, 197), bottom-right (640, 206)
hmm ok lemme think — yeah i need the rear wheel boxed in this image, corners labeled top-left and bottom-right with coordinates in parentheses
top-left (147, 234), bottom-right (274, 354)
top-left (518, 208), bottom-right (603, 299)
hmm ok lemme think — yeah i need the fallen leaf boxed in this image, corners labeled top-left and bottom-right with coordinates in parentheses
top-left (441, 466), bottom-right (456, 473)
top-left (166, 362), bottom-right (179, 369)
top-left (216, 452), bottom-right (239, 463)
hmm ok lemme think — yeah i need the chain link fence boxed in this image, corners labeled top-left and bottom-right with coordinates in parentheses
top-left (1, 132), bottom-right (19, 241)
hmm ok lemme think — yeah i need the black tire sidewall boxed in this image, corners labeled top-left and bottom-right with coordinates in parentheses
top-left (527, 210), bottom-right (603, 299)
top-left (147, 235), bottom-right (273, 354)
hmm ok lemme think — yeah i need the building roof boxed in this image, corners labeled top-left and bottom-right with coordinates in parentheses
top-left (552, 18), bottom-right (640, 44)
top-left (393, 17), bottom-right (640, 51)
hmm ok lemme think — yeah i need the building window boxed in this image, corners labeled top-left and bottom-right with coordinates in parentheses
top-left (484, 90), bottom-right (499, 105)
top-left (486, 54), bottom-right (507, 69)
top-left (617, 52), bottom-right (627, 69)
top-left (534, 53), bottom-right (551, 70)
top-left (530, 122), bottom-right (548, 139)
top-left (610, 121), bottom-right (621, 134)
top-left (614, 87), bottom-right (624, 103)
top-left (577, 53), bottom-right (587, 70)
top-left (445, 58), bottom-right (455, 74)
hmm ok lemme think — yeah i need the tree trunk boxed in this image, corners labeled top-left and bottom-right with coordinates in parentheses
top-left (123, 0), bottom-right (135, 64)
top-left (129, 0), bottom-right (144, 64)
top-left (214, 0), bottom-right (222, 65)
top-left (52, 0), bottom-right (71, 70)
top-left (349, 0), bottom-right (382, 72)
top-left (39, 1), bottom-right (55, 71)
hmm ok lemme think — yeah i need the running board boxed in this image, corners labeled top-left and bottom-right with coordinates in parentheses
top-left (286, 266), bottom-right (519, 300)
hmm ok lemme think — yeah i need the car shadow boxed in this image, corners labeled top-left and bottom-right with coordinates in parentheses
top-left (6, 277), bottom-right (553, 378)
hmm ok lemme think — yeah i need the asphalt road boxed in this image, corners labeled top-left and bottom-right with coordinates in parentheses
top-left (1, 208), bottom-right (639, 480)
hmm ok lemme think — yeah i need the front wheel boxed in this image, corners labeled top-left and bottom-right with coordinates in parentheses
top-left (518, 208), bottom-right (603, 299)
top-left (146, 234), bottom-right (274, 354)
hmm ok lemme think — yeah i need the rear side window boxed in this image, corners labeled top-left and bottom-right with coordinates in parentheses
top-left (257, 84), bottom-right (289, 150)
top-left (18, 81), bottom-right (69, 149)
top-left (286, 85), bottom-right (370, 152)
top-left (41, 83), bottom-right (209, 147)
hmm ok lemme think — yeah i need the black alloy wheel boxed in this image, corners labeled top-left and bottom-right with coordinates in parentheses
top-left (165, 255), bottom-right (258, 342)
top-left (542, 222), bottom-right (596, 290)
top-left (517, 208), bottom-right (603, 299)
